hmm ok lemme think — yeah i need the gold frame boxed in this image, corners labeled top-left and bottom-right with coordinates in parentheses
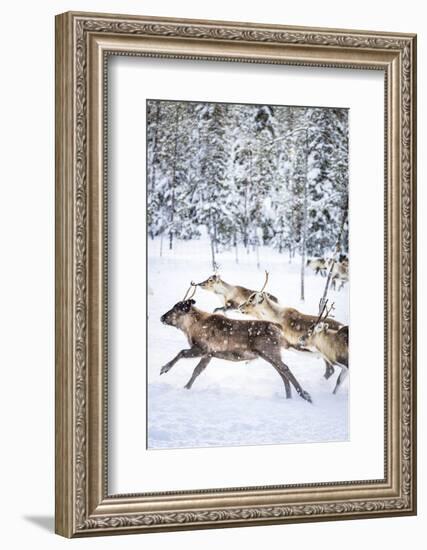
top-left (55, 11), bottom-right (417, 538)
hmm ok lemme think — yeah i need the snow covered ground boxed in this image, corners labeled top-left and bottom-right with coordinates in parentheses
top-left (147, 236), bottom-right (349, 450)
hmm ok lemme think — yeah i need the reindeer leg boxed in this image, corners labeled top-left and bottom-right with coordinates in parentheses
top-left (160, 347), bottom-right (203, 375)
top-left (272, 367), bottom-right (292, 398)
top-left (277, 361), bottom-right (312, 403)
top-left (258, 350), bottom-right (312, 403)
top-left (213, 305), bottom-right (233, 315)
top-left (253, 350), bottom-right (291, 398)
top-left (324, 360), bottom-right (335, 380)
top-left (184, 356), bottom-right (212, 389)
top-left (214, 301), bottom-right (234, 315)
top-left (333, 365), bottom-right (349, 394)
top-left (261, 354), bottom-right (292, 398)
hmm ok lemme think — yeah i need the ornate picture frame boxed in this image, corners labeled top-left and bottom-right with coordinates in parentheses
top-left (55, 11), bottom-right (417, 537)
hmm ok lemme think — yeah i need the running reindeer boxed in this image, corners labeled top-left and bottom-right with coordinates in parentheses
top-left (194, 272), bottom-right (278, 314)
top-left (306, 257), bottom-right (328, 277)
top-left (298, 301), bottom-right (349, 394)
top-left (330, 259), bottom-right (349, 291)
top-left (307, 256), bottom-right (349, 291)
top-left (159, 283), bottom-right (312, 402)
top-left (238, 272), bottom-right (344, 381)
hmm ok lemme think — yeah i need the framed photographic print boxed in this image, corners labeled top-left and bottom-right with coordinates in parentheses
top-left (55, 11), bottom-right (417, 537)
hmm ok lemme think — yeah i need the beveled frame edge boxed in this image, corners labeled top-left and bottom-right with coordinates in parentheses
top-left (55, 11), bottom-right (417, 538)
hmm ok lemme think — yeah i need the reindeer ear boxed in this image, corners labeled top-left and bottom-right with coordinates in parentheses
top-left (184, 299), bottom-right (196, 310)
top-left (178, 300), bottom-right (193, 312)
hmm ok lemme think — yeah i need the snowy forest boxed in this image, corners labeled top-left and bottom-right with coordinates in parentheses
top-left (147, 99), bottom-right (349, 272)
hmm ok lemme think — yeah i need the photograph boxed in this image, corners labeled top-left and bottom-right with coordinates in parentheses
top-left (146, 99), bottom-right (350, 449)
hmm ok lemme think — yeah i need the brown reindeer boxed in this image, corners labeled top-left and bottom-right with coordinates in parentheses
top-left (159, 285), bottom-right (312, 403)
top-left (238, 279), bottom-right (344, 380)
top-left (195, 272), bottom-right (278, 314)
top-left (298, 302), bottom-right (349, 394)
top-left (324, 257), bottom-right (349, 291)
top-left (330, 261), bottom-right (349, 291)
top-left (306, 257), bottom-right (328, 277)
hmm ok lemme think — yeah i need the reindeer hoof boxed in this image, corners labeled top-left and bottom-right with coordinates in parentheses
top-left (300, 390), bottom-right (313, 403)
top-left (184, 383), bottom-right (192, 390)
top-left (160, 364), bottom-right (171, 375)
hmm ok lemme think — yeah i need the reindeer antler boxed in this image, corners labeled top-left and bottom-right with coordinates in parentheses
top-left (182, 281), bottom-right (197, 301)
top-left (300, 299), bottom-right (335, 346)
top-left (315, 298), bottom-right (335, 328)
top-left (259, 270), bottom-right (269, 294)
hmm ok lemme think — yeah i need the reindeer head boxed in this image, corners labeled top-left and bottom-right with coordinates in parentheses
top-left (298, 300), bottom-right (334, 346)
top-left (238, 291), bottom-right (265, 315)
top-left (196, 274), bottom-right (222, 291)
top-left (239, 271), bottom-right (270, 317)
top-left (160, 283), bottom-right (197, 327)
top-left (160, 299), bottom-right (196, 327)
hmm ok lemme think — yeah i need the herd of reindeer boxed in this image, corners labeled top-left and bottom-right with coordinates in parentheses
top-left (160, 261), bottom-right (349, 405)
top-left (306, 254), bottom-right (349, 291)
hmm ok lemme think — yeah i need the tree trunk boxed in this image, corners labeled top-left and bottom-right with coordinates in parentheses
top-left (300, 235), bottom-right (306, 302)
top-left (214, 218), bottom-right (219, 254)
top-left (169, 104), bottom-right (180, 250)
top-left (300, 131), bottom-right (309, 302)
top-left (318, 203), bottom-right (349, 313)
top-left (210, 232), bottom-right (216, 271)
top-left (169, 225), bottom-right (174, 250)
top-left (243, 181), bottom-right (249, 250)
top-left (149, 102), bottom-right (160, 192)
